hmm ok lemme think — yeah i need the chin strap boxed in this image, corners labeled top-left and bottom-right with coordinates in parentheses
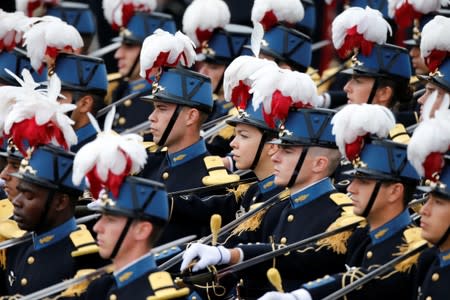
top-left (157, 104), bottom-right (183, 146)
top-left (436, 227), bottom-right (450, 248)
top-left (362, 181), bottom-right (382, 218)
top-left (367, 78), bottom-right (379, 104)
top-left (110, 217), bottom-right (133, 259)
top-left (287, 147), bottom-right (309, 188)
top-left (35, 190), bottom-right (55, 233)
top-left (249, 132), bottom-right (268, 170)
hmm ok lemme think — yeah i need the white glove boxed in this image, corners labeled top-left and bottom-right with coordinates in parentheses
top-left (180, 243), bottom-right (231, 272)
top-left (316, 93), bottom-right (331, 108)
top-left (258, 289), bottom-right (312, 300)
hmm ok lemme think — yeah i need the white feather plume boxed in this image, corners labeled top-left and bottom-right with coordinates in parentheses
top-left (332, 6), bottom-right (391, 52)
top-left (23, 16), bottom-right (83, 71)
top-left (407, 109), bottom-right (450, 176)
top-left (102, 0), bottom-right (157, 28)
top-left (251, 0), bottom-right (304, 26)
top-left (420, 15), bottom-right (450, 59)
top-left (388, 0), bottom-right (442, 18)
top-left (0, 10), bottom-right (29, 51)
top-left (331, 104), bottom-right (396, 158)
top-left (72, 105), bottom-right (147, 186)
top-left (223, 56), bottom-right (277, 103)
top-left (139, 29), bottom-right (196, 80)
top-left (182, 0), bottom-right (230, 47)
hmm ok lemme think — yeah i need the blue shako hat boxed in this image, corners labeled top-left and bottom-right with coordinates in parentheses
top-left (418, 57), bottom-right (450, 94)
top-left (145, 67), bottom-right (213, 113)
top-left (12, 145), bottom-right (84, 195)
top-left (346, 138), bottom-right (420, 184)
top-left (201, 24), bottom-right (253, 65)
top-left (53, 53), bottom-right (108, 96)
top-left (46, 2), bottom-right (96, 37)
top-left (90, 176), bottom-right (169, 224)
top-left (227, 99), bottom-right (277, 135)
top-left (260, 25), bottom-right (312, 72)
top-left (350, 0), bottom-right (389, 19)
top-left (0, 48), bottom-right (48, 85)
top-left (271, 108), bottom-right (338, 149)
top-left (115, 12), bottom-right (177, 45)
top-left (343, 43), bottom-right (412, 81)
top-left (296, 0), bottom-right (316, 37)
top-left (421, 154), bottom-right (450, 199)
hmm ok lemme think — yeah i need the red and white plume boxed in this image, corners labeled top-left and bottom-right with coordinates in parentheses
top-left (331, 104), bottom-right (396, 161)
top-left (420, 15), bottom-right (450, 73)
top-left (332, 6), bottom-right (391, 59)
top-left (16, 0), bottom-right (60, 17)
top-left (139, 29), bottom-right (196, 83)
top-left (223, 56), bottom-right (278, 110)
top-left (250, 0), bottom-right (304, 57)
top-left (250, 67), bottom-right (318, 128)
top-left (103, 0), bottom-right (157, 31)
top-left (182, 0), bottom-right (230, 48)
top-left (72, 106), bottom-right (147, 199)
top-left (407, 109), bottom-right (450, 181)
top-left (0, 10), bottom-right (29, 52)
top-left (23, 16), bottom-right (83, 73)
top-left (388, 0), bottom-right (447, 29)
top-left (4, 71), bottom-right (77, 156)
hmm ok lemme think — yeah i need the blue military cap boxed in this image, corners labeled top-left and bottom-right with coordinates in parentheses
top-left (90, 176), bottom-right (169, 224)
top-left (418, 57), bottom-right (450, 93)
top-left (46, 2), bottom-right (96, 37)
top-left (0, 48), bottom-right (47, 85)
top-left (201, 24), bottom-right (253, 65)
top-left (53, 53), bottom-right (108, 96)
top-left (115, 12), bottom-right (177, 45)
top-left (11, 145), bottom-right (84, 194)
top-left (271, 108), bottom-right (337, 149)
top-left (260, 25), bottom-right (312, 72)
top-left (227, 100), bottom-right (277, 134)
top-left (421, 154), bottom-right (450, 199)
top-left (343, 43), bottom-right (412, 80)
top-left (145, 67), bottom-right (213, 113)
top-left (296, 0), bottom-right (316, 37)
top-left (350, 0), bottom-right (389, 19)
top-left (347, 138), bottom-right (420, 184)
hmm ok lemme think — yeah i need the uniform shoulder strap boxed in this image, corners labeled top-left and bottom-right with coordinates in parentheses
top-left (147, 271), bottom-right (190, 300)
top-left (202, 156), bottom-right (239, 186)
top-left (70, 225), bottom-right (99, 257)
top-left (394, 227), bottom-right (428, 273)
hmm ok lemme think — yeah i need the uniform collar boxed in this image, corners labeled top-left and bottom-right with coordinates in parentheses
top-left (32, 217), bottom-right (77, 250)
top-left (75, 123), bottom-right (97, 146)
top-left (257, 175), bottom-right (278, 195)
top-left (369, 209), bottom-right (411, 245)
top-left (439, 248), bottom-right (450, 268)
top-left (167, 139), bottom-right (207, 167)
top-left (289, 177), bottom-right (335, 209)
top-left (114, 253), bottom-right (157, 288)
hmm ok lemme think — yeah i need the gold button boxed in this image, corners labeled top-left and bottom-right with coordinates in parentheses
top-left (426, 297), bottom-right (432, 300)
top-left (124, 99), bottom-right (132, 107)
top-left (287, 215), bottom-right (294, 222)
top-left (366, 251), bottom-right (373, 259)
top-left (109, 294), bottom-right (117, 300)
top-left (27, 256), bottom-right (35, 265)
top-left (21, 278), bottom-right (27, 286)
top-left (118, 117), bottom-right (126, 125)
top-left (280, 237), bottom-right (287, 244)
top-left (432, 273), bottom-right (439, 282)
top-left (252, 196), bottom-right (257, 201)
top-left (162, 172), bottom-right (169, 180)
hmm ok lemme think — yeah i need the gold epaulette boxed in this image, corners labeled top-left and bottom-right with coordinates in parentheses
top-left (394, 227), bottom-right (428, 273)
top-left (105, 72), bottom-right (122, 105)
top-left (58, 269), bottom-right (97, 297)
top-left (316, 193), bottom-right (365, 254)
top-left (146, 271), bottom-right (190, 300)
top-left (0, 217), bottom-right (26, 270)
top-left (389, 124), bottom-right (410, 144)
top-left (218, 124), bottom-right (235, 140)
top-left (143, 141), bottom-right (167, 153)
top-left (202, 156), bottom-right (240, 186)
top-left (229, 183), bottom-right (252, 202)
top-left (0, 199), bottom-right (13, 221)
top-left (410, 75), bottom-right (420, 85)
top-left (70, 225), bottom-right (99, 257)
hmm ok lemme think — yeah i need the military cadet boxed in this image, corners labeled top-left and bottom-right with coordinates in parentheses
top-left (258, 106), bottom-right (422, 300)
top-left (0, 48), bottom-right (47, 86)
top-left (407, 110), bottom-right (450, 300)
top-left (103, 0), bottom-right (177, 133)
top-left (181, 106), bottom-right (351, 298)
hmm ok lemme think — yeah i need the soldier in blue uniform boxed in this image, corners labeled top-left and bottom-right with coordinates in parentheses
top-left (107, 10), bottom-right (177, 134)
top-left (181, 108), bottom-right (352, 298)
top-left (0, 145), bottom-right (105, 296)
top-left (259, 127), bottom-right (421, 300)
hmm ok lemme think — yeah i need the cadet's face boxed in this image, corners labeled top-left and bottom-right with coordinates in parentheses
top-left (198, 62), bottom-right (226, 93)
top-left (420, 194), bottom-right (450, 246)
top-left (409, 46), bottom-right (429, 75)
top-left (347, 178), bottom-right (390, 217)
top-left (0, 158), bottom-right (21, 201)
top-left (13, 181), bottom-right (49, 231)
top-left (94, 214), bottom-right (129, 259)
top-left (344, 76), bottom-right (375, 104)
top-left (230, 124), bottom-right (263, 170)
top-left (417, 83), bottom-right (448, 121)
top-left (271, 145), bottom-right (311, 187)
top-left (114, 44), bottom-right (141, 79)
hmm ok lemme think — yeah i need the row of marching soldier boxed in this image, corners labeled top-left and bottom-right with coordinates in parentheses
top-left (0, 0), bottom-right (448, 299)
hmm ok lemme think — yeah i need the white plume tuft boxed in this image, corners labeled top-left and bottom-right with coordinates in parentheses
top-left (388, 0), bottom-right (442, 18)
top-left (251, 0), bottom-right (304, 27)
top-left (139, 29), bottom-right (196, 81)
top-left (407, 109), bottom-right (450, 176)
top-left (0, 10), bottom-right (29, 52)
top-left (420, 15), bottom-right (450, 59)
top-left (182, 0), bottom-right (230, 47)
top-left (102, 0), bottom-right (157, 29)
top-left (331, 104), bottom-right (396, 159)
